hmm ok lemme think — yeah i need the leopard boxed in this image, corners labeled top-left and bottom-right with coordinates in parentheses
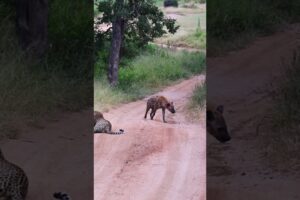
top-left (53, 192), bottom-right (71, 200)
top-left (0, 147), bottom-right (71, 200)
top-left (207, 103), bottom-right (231, 143)
top-left (144, 96), bottom-right (176, 123)
top-left (94, 111), bottom-right (124, 135)
top-left (0, 148), bottom-right (28, 200)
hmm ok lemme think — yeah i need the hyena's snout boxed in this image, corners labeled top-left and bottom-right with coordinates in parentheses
top-left (167, 102), bottom-right (176, 113)
top-left (216, 127), bottom-right (231, 143)
top-left (207, 105), bottom-right (231, 143)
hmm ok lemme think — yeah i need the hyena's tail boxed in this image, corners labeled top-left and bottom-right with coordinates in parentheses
top-left (53, 192), bottom-right (71, 200)
top-left (108, 129), bottom-right (125, 135)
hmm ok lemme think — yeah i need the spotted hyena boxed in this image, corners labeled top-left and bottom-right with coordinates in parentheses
top-left (207, 104), bottom-right (231, 143)
top-left (144, 96), bottom-right (176, 123)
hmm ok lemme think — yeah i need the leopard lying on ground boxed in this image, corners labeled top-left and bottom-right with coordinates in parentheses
top-left (94, 111), bottom-right (124, 134)
top-left (144, 96), bottom-right (176, 123)
top-left (0, 148), bottom-right (71, 200)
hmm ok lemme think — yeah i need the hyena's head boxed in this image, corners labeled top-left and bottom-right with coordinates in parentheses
top-left (207, 105), bottom-right (231, 143)
top-left (167, 102), bottom-right (176, 113)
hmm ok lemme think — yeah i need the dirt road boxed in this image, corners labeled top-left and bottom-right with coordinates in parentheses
top-left (0, 110), bottom-right (93, 200)
top-left (207, 24), bottom-right (300, 199)
top-left (94, 75), bottom-right (206, 200)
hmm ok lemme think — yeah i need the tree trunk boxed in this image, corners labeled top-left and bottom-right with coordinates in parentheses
top-left (108, 0), bottom-right (124, 86)
top-left (16, 0), bottom-right (48, 58)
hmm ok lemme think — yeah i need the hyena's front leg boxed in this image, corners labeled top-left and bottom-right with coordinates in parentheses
top-left (162, 108), bottom-right (166, 123)
top-left (150, 109), bottom-right (156, 120)
top-left (144, 105), bottom-right (150, 119)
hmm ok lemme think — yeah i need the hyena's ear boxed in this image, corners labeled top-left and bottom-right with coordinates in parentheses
top-left (216, 105), bottom-right (224, 113)
top-left (207, 110), bottom-right (215, 121)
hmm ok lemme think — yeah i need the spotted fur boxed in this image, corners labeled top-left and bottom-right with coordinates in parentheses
top-left (94, 111), bottom-right (124, 135)
top-left (53, 192), bottom-right (71, 200)
top-left (0, 148), bottom-right (28, 200)
top-left (144, 96), bottom-right (176, 123)
top-left (0, 148), bottom-right (72, 200)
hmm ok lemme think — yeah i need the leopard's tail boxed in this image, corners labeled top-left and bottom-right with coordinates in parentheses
top-left (108, 129), bottom-right (125, 135)
top-left (53, 192), bottom-right (71, 200)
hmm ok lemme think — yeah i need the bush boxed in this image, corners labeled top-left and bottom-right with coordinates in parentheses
top-left (94, 45), bottom-right (206, 109)
top-left (0, 0), bottom-right (93, 118)
top-left (262, 49), bottom-right (300, 169)
top-left (164, 0), bottom-right (178, 7)
top-left (192, 81), bottom-right (206, 108)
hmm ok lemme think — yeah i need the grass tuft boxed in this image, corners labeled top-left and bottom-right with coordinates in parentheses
top-left (263, 49), bottom-right (300, 169)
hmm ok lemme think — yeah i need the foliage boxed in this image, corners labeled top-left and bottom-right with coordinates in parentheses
top-left (207, 0), bottom-right (300, 55)
top-left (0, 0), bottom-right (93, 120)
top-left (272, 49), bottom-right (300, 128)
top-left (164, 26), bottom-right (206, 49)
top-left (96, 0), bottom-right (179, 47)
top-left (263, 49), bottom-right (300, 169)
top-left (94, 45), bottom-right (205, 109)
top-left (191, 81), bottom-right (206, 108)
top-left (208, 0), bottom-right (279, 41)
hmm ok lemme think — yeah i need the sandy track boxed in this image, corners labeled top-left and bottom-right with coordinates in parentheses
top-left (0, 110), bottom-right (93, 200)
top-left (207, 24), bottom-right (300, 199)
top-left (94, 76), bottom-right (206, 200)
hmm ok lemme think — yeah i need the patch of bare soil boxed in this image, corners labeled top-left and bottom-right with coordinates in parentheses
top-left (207, 24), bottom-right (300, 199)
top-left (0, 110), bottom-right (93, 199)
top-left (94, 76), bottom-right (206, 200)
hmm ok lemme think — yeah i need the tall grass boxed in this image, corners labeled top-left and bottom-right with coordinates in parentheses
top-left (155, 11), bottom-right (206, 49)
top-left (186, 81), bottom-right (205, 121)
top-left (94, 45), bottom-right (205, 110)
top-left (191, 81), bottom-right (206, 109)
top-left (173, 29), bottom-right (206, 49)
top-left (208, 0), bottom-right (300, 55)
top-left (0, 0), bottom-right (93, 135)
top-left (264, 49), bottom-right (300, 169)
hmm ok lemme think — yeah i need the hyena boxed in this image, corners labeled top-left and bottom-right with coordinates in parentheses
top-left (207, 104), bottom-right (231, 143)
top-left (94, 111), bottom-right (124, 135)
top-left (144, 96), bottom-right (176, 123)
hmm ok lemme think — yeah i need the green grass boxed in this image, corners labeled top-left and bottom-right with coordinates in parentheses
top-left (263, 49), bottom-right (300, 169)
top-left (155, 9), bottom-right (206, 49)
top-left (186, 81), bottom-right (206, 120)
top-left (208, 0), bottom-right (300, 55)
top-left (191, 81), bottom-right (206, 109)
top-left (0, 0), bottom-right (93, 138)
top-left (165, 29), bottom-right (206, 49)
top-left (94, 45), bottom-right (205, 110)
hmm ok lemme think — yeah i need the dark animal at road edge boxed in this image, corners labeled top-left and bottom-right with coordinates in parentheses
top-left (207, 104), bottom-right (231, 143)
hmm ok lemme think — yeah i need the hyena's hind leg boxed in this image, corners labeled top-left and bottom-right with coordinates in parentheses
top-left (144, 105), bottom-right (151, 119)
top-left (162, 108), bottom-right (166, 123)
